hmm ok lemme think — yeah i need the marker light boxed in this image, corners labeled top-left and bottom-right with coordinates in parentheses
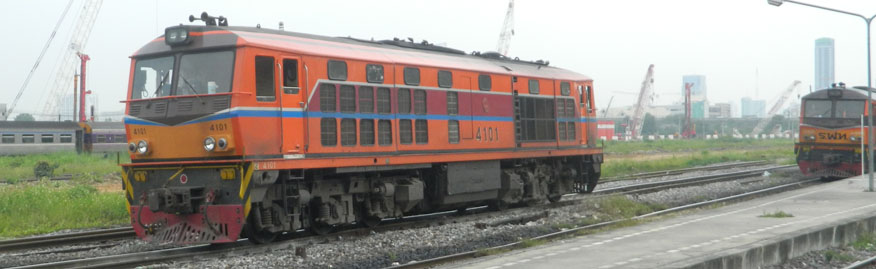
top-left (128, 143), bottom-right (137, 153)
top-left (204, 137), bottom-right (216, 152)
top-left (217, 138), bottom-right (227, 150)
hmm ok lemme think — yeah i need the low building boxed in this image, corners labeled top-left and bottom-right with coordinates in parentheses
top-left (708, 103), bottom-right (732, 118)
top-left (597, 120), bottom-right (615, 140)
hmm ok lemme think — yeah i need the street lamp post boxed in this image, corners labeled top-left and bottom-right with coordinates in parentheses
top-left (768, 0), bottom-right (876, 191)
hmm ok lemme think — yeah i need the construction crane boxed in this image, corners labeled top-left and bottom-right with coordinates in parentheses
top-left (750, 80), bottom-right (801, 135)
top-left (37, 0), bottom-right (103, 121)
top-left (3, 0), bottom-right (76, 121)
top-left (629, 64), bottom-right (656, 138)
top-left (682, 82), bottom-right (695, 138)
top-left (496, 0), bottom-right (514, 56)
top-left (601, 96), bottom-right (615, 118)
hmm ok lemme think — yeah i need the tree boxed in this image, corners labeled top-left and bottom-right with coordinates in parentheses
top-left (14, 113), bottom-right (35, 121)
top-left (641, 113), bottom-right (657, 135)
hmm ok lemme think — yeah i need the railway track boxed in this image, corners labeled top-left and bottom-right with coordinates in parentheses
top-left (843, 255), bottom-right (876, 269)
top-left (594, 164), bottom-right (795, 195)
top-left (0, 227), bottom-right (134, 253)
top-left (6, 164), bottom-right (798, 269)
top-left (599, 160), bottom-right (769, 183)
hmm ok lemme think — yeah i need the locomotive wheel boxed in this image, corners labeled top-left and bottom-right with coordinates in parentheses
top-left (311, 222), bottom-right (333, 235)
top-left (244, 223), bottom-right (278, 244)
top-left (362, 216), bottom-right (381, 228)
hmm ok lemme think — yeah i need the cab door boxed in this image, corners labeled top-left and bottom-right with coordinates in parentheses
top-left (251, 55), bottom-right (283, 156)
top-left (278, 56), bottom-right (304, 157)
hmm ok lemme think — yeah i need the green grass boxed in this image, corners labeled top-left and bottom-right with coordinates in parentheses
top-left (0, 180), bottom-right (129, 238)
top-left (823, 250), bottom-right (856, 262)
top-left (758, 210), bottom-right (794, 218)
top-left (592, 195), bottom-right (666, 218)
top-left (0, 152), bottom-right (128, 183)
top-left (566, 196), bottom-right (665, 233)
top-left (603, 137), bottom-right (794, 155)
top-left (850, 233), bottom-right (876, 251)
top-left (601, 146), bottom-right (793, 178)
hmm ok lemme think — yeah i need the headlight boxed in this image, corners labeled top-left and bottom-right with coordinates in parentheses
top-left (164, 27), bottom-right (191, 46)
top-left (137, 140), bottom-right (149, 154)
top-left (804, 135), bottom-right (816, 141)
top-left (128, 143), bottom-right (137, 153)
top-left (217, 138), bottom-right (227, 150)
top-left (204, 137), bottom-right (216, 152)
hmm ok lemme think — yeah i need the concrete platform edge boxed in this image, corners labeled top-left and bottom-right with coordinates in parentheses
top-left (675, 212), bottom-right (876, 269)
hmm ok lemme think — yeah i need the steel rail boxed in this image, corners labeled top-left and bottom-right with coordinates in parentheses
top-left (843, 255), bottom-right (876, 269)
top-left (600, 160), bottom-right (768, 182)
top-left (0, 227), bottom-right (134, 252)
top-left (595, 165), bottom-right (795, 195)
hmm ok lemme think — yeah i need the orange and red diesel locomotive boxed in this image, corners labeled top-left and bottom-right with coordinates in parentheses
top-left (796, 85), bottom-right (873, 178)
top-left (121, 14), bottom-right (603, 244)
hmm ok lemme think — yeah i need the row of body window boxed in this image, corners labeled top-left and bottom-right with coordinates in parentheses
top-left (319, 83), bottom-right (581, 119)
top-left (320, 84), bottom-right (447, 115)
top-left (0, 133), bottom-right (126, 144)
top-left (319, 117), bottom-right (576, 147)
top-left (1, 133), bottom-right (74, 144)
top-left (320, 118), bottom-right (460, 147)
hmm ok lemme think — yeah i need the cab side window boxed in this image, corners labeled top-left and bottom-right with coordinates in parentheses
top-left (283, 59), bottom-right (299, 94)
top-left (255, 56), bottom-right (276, 102)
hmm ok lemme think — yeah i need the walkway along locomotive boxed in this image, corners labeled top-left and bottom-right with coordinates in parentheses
top-left (121, 13), bottom-right (603, 244)
top-left (796, 85), bottom-right (871, 178)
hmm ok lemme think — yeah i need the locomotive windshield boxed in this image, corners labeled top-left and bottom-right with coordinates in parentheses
top-left (175, 51), bottom-right (234, 96)
top-left (130, 50), bottom-right (234, 99)
top-left (803, 99), bottom-right (864, 118)
top-left (131, 56), bottom-right (174, 99)
top-left (836, 100), bottom-right (865, 118)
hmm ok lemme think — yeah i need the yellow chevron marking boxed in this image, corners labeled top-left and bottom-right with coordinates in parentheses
top-left (244, 196), bottom-right (252, 219)
top-left (239, 164), bottom-right (254, 199)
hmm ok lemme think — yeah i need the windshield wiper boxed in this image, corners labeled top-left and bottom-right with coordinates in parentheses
top-left (152, 70), bottom-right (170, 98)
top-left (180, 75), bottom-right (206, 104)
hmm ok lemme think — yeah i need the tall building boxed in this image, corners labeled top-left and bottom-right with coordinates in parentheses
top-left (814, 38), bottom-right (835, 91)
top-left (741, 97), bottom-right (766, 118)
top-left (682, 75), bottom-right (708, 118)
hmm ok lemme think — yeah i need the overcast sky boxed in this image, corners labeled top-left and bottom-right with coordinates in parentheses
top-left (3, 0), bottom-right (876, 118)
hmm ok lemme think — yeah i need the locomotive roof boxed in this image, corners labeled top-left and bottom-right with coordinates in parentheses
top-left (801, 87), bottom-right (872, 100)
top-left (134, 25), bottom-right (592, 82)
